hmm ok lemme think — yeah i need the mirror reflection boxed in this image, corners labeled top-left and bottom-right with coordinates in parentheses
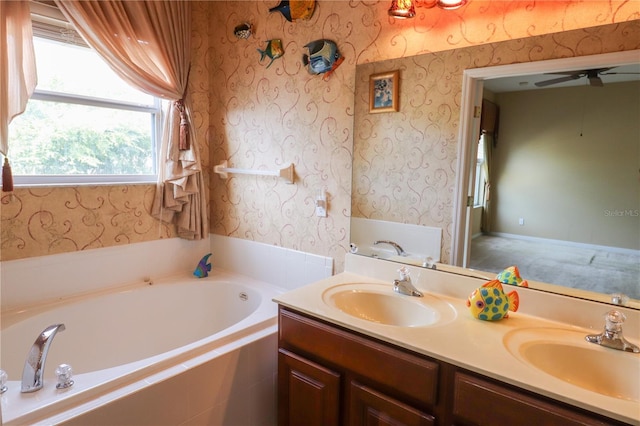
top-left (466, 65), bottom-right (639, 301)
top-left (350, 22), bottom-right (639, 307)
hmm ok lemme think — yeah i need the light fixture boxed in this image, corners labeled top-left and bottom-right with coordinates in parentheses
top-left (436, 0), bottom-right (467, 10)
top-left (390, 0), bottom-right (467, 18)
top-left (388, 0), bottom-right (416, 18)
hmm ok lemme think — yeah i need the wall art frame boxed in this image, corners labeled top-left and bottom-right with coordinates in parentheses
top-left (369, 70), bottom-right (399, 113)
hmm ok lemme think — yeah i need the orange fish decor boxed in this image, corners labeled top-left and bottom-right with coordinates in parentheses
top-left (466, 280), bottom-right (520, 321)
top-left (257, 39), bottom-right (284, 68)
top-left (496, 265), bottom-right (529, 287)
top-left (269, 0), bottom-right (316, 22)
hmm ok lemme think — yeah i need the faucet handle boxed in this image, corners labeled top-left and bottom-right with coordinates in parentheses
top-left (611, 293), bottom-right (629, 306)
top-left (55, 364), bottom-right (74, 389)
top-left (397, 266), bottom-right (410, 280)
top-left (604, 310), bottom-right (626, 332)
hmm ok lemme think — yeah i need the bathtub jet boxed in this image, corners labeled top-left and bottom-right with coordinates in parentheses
top-left (21, 323), bottom-right (66, 393)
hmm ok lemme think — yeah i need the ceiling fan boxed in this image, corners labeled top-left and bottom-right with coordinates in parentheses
top-left (534, 67), bottom-right (640, 88)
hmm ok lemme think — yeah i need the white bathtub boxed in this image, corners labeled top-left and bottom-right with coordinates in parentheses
top-left (0, 269), bottom-right (284, 425)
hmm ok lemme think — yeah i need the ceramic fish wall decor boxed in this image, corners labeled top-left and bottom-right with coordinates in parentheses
top-left (269, 0), bottom-right (316, 22)
top-left (234, 23), bottom-right (252, 39)
top-left (257, 39), bottom-right (284, 68)
top-left (302, 39), bottom-right (344, 81)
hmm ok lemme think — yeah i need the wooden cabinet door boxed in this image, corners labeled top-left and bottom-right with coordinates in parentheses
top-left (349, 381), bottom-right (435, 426)
top-left (452, 372), bottom-right (624, 426)
top-left (278, 348), bottom-right (341, 426)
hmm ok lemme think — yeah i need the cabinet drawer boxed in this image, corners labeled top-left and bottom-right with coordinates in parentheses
top-left (279, 308), bottom-right (439, 407)
top-left (452, 372), bottom-right (624, 426)
top-left (349, 381), bottom-right (435, 426)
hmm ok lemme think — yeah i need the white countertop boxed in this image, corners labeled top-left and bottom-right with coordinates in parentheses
top-left (274, 254), bottom-right (640, 425)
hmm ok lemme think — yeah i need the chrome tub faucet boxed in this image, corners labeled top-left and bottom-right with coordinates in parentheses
top-left (585, 310), bottom-right (639, 353)
top-left (393, 267), bottom-right (423, 297)
top-left (374, 240), bottom-right (406, 256)
top-left (21, 323), bottom-right (66, 393)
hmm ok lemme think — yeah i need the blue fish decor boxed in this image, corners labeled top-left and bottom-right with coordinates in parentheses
top-left (193, 253), bottom-right (212, 278)
top-left (269, 0), bottom-right (316, 22)
top-left (257, 39), bottom-right (284, 68)
top-left (302, 39), bottom-right (344, 81)
top-left (466, 280), bottom-right (519, 321)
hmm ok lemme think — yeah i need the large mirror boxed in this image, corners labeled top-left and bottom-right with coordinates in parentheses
top-left (351, 22), bottom-right (639, 308)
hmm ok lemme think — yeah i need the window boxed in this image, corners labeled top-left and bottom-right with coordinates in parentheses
top-left (473, 134), bottom-right (486, 207)
top-left (8, 19), bottom-right (162, 185)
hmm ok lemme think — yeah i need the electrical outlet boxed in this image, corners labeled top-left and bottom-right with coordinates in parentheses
top-left (518, 217), bottom-right (524, 226)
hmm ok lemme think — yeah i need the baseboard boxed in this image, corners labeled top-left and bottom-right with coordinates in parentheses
top-left (486, 232), bottom-right (640, 256)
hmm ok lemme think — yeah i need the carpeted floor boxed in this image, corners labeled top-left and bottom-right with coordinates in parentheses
top-left (468, 235), bottom-right (640, 300)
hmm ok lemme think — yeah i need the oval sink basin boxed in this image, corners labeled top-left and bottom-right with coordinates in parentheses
top-left (504, 328), bottom-right (640, 402)
top-left (322, 283), bottom-right (456, 327)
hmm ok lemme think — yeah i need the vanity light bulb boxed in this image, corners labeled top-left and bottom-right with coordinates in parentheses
top-left (388, 0), bottom-right (416, 18)
top-left (436, 0), bottom-right (467, 9)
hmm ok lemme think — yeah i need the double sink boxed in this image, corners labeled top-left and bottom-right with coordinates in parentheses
top-left (321, 282), bottom-right (640, 404)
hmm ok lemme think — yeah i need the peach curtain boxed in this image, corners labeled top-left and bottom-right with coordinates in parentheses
top-left (1, 1), bottom-right (37, 191)
top-left (55, 0), bottom-right (208, 239)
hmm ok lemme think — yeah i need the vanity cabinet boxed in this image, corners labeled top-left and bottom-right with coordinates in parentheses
top-left (278, 307), bottom-right (438, 425)
top-left (278, 307), bottom-right (630, 426)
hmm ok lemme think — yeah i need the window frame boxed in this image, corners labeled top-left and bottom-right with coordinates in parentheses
top-left (12, 3), bottom-right (162, 187)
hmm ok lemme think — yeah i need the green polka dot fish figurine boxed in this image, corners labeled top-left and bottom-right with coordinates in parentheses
top-left (466, 280), bottom-right (520, 321)
top-left (496, 265), bottom-right (528, 287)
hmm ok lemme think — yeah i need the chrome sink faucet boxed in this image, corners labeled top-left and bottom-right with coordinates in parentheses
top-left (21, 324), bottom-right (66, 393)
top-left (393, 266), bottom-right (423, 297)
top-left (585, 310), bottom-right (639, 353)
top-left (374, 240), bottom-right (406, 256)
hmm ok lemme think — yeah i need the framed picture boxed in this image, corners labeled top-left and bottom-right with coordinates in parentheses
top-left (369, 70), bottom-right (399, 113)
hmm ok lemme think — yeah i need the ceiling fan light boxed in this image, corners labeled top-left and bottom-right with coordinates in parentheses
top-left (388, 0), bottom-right (416, 18)
top-left (436, 0), bottom-right (467, 10)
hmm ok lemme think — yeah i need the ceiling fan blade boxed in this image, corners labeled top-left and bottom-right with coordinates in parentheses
top-left (586, 69), bottom-right (604, 87)
top-left (534, 74), bottom-right (580, 87)
top-left (589, 75), bottom-right (604, 87)
top-left (600, 72), bottom-right (640, 75)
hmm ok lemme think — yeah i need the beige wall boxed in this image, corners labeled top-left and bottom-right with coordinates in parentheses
top-left (491, 81), bottom-right (640, 250)
top-left (2, 1), bottom-right (639, 265)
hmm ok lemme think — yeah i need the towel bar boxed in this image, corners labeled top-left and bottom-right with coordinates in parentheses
top-left (213, 161), bottom-right (294, 184)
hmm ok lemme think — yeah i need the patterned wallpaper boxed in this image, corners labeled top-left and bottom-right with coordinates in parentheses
top-left (1, 1), bottom-right (638, 267)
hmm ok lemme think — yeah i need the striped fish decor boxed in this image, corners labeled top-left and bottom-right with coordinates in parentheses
top-left (302, 39), bottom-right (344, 81)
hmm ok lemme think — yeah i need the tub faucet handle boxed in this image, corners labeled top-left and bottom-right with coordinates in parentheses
top-left (56, 364), bottom-right (74, 389)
